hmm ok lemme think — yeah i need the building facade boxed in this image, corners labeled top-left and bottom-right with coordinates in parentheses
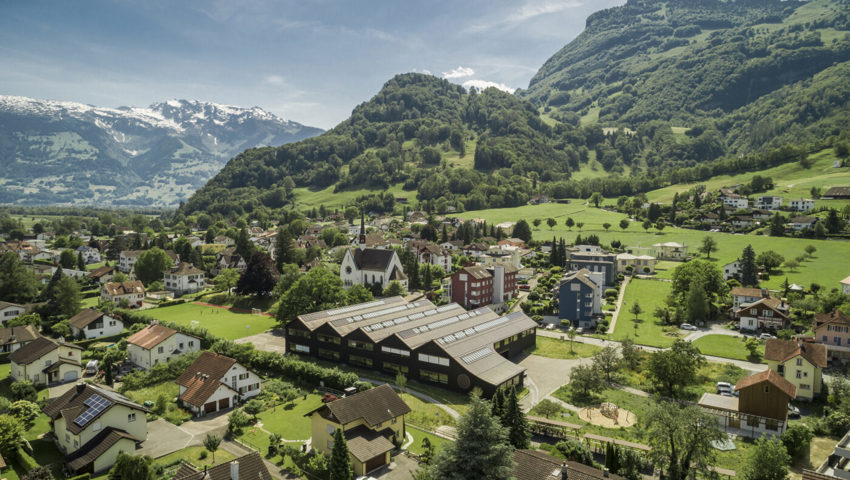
top-left (126, 324), bottom-right (201, 370)
top-left (556, 269), bottom-right (603, 329)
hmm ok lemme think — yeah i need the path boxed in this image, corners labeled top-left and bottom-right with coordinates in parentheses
top-left (518, 353), bottom-right (587, 412)
top-left (682, 324), bottom-right (742, 342)
top-left (360, 377), bottom-right (460, 420)
top-left (543, 395), bottom-right (581, 413)
top-left (606, 275), bottom-right (630, 334)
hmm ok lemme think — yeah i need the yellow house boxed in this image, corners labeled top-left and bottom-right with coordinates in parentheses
top-left (43, 383), bottom-right (150, 474)
top-left (9, 337), bottom-right (83, 385)
top-left (764, 339), bottom-right (827, 400)
top-left (307, 384), bottom-right (411, 476)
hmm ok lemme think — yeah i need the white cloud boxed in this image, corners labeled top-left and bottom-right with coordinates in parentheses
top-left (442, 66), bottom-right (475, 79)
top-left (467, 0), bottom-right (583, 33)
top-left (263, 75), bottom-right (288, 87)
top-left (461, 79), bottom-right (516, 94)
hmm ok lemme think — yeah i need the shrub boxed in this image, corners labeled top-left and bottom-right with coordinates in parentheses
top-left (604, 288), bottom-right (618, 299)
top-left (17, 447), bottom-right (39, 472)
top-left (198, 450), bottom-right (208, 460)
top-left (118, 352), bottom-right (200, 392)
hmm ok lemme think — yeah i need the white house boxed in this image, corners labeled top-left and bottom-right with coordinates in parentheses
top-left (0, 301), bottom-right (27, 325)
top-left (415, 243), bottom-right (453, 273)
top-left (10, 337), bottom-right (83, 385)
top-left (118, 250), bottom-right (144, 274)
top-left (755, 196), bottom-right (782, 210)
top-left (616, 253), bottom-right (656, 274)
top-left (176, 351), bottom-right (262, 416)
top-left (722, 193), bottom-right (749, 210)
top-left (0, 324), bottom-right (41, 353)
top-left (75, 246), bottom-right (102, 264)
top-left (163, 262), bottom-right (206, 296)
top-left (653, 242), bottom-right (688, 260)
top-left (789, 199), bottom-right (815, 212)
top-left (723, 260), bottom-right (741, 280)
top-left (69, 309), bottom-right (124, 340)
top-left (213, 235), bottom-right (235, 247)
top-left (787, 216), bottom-right (817, 231)
top-left (101, 281), bottom-right (146, 308)
top-left (44, 383), bottom-right (149, 475)
top-left (340, 247), bottom-right (407, 289)
top-left (126, 323), bottom-right (201, 370)
top-left (841, 275), bottom-right (850, 295)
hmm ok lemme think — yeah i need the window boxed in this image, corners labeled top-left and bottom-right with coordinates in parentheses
top-left (65, 433), bottom-right (70, 442)
top-left (750, 308), bottom-right (758, 315)
top-left (836, 337), bottom-right (842, 346)
top-left (290, 344), bottom-right (309, 353)
top-left (288, 329), bottom-right (310, 339)
top-left (383, 362), bottom-right (408, 374)
top-left (381, 346), bottom-right (410, 357)
top-left (420, 369), bottom-right (448, 384)
top-left (764, 386), bottom-right (770, 393)
top-left (327, 440), bottom-right (334, 449)
top-left (800, 384), bottom-right (811, 390)
top-left (179, 343), bottom-right (184, 349)
top-left (392, 418), bottom-right (398, 424)
top-left (128, 413), bottom-right (136, 422)
top-left (189, 341), bottom-right (195, 348)
top-left (796, 358), bottom-right (803, 366)
top-left (796, 370), bottom-right (802, 379)
top-left (157, 346), bottom-right (164, 354)
top-left (318, 349), bottom-right (340, 360)
top-left (349, 355), bottom-right (373, 367)
top-left (74, 440), bottom-right (79, 448)
top-left (417, 353), bottom-right (450, 366)
top-left (348, 340), bottom-right (374, 351)
top-left (238, 373), bottom-right (249, 380)
top-left (317, 334), bottom-right (341, 344)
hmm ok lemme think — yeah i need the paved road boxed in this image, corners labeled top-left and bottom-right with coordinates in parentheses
top-left (517, 353), bottom-right (588, 412)
top-left (606, 275), bottom-right (630, 334)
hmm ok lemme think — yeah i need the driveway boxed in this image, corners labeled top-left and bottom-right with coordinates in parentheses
top-left (517, 352), bottom-right (587, 411)
top-left (179, 409), bottom-right (231, 441)
top-left (137, 418), bottom-right (193, 458)
top-left (235, 329), bottom-right (286, 354)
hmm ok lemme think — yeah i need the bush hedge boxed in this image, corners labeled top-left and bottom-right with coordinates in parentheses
top-left (17, 447), bottom-right (39, 472)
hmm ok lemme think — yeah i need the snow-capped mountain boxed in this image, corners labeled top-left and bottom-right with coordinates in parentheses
top-left (0, 95), bottom-right (323, 206)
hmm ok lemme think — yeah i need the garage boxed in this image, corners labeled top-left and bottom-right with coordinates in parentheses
top-left (63, 370), bottom-right (79, 382)
top-left (218, 397), bottom-right (230, 410)
top-left (364, 454), bottom-right (386, 474)
top-left (204, 401), bottom-right (217, 414)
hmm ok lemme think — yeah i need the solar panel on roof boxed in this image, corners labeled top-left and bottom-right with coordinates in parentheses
top-left (436, 304), bottom-right (457, 313)
top-left (74, 393), bottom-right (111, 427)
top-left (462, 347), bottom-right (493, 364)
top-left (325, 300), bottom-right (386, 316)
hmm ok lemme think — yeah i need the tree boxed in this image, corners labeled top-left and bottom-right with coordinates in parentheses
top-left (576, 221), bottom-right (584, 231)
top-left (203, 434), bottom-right (221, 463)
top-left (589, 192), bottom-right (604, 208)
top-left (277, 267), bottom-right (347, 323)
top-left (603, 222), bottom-right (611, 232)
top-left (742, 436), bottom-right (790, 480)
top-left (512, 220), bottom-right (532, 244)
top-left (699, 236), bottom-right (717, 259)
top-left (8, 400), bottom-right (40, 429)
top-left (51, 276), bottom-right (81, 318)
top-left (744, 338), bottom-right (761, 358)
top-left (566, 326), bottom-right (577, 353)
top-left (0, 252), bottom-right (41, 303)
top-left (346, 284), bottom-right (374, 304)
top-left (756, 251), bottom-right (785, 273)
top-left (645, 402), bottom-right (724, 480)
top-left (10, 380), bottom-right (37, 402)
top-left (329, 428), bottom-right (353, 480)
top-left (592, 346), bottom-right (621, 383)
top-left (642, 220), bottom-right (652, 232)
top-left (533, 219), bottom-right (542, 229)
top-left (629, 301), bottom-right (642, 335)
top-left (686, 280), bottom-right (709, 326)
top-left (273, 227), bottom-right (294, 272)
top-left (547, 218), bottom-right (557, 229)
top-left (619, 219), bottom-right (629, 231)
top-left (243, 399), bottom-right (265, 420)
top-left (533, 399), bottom-right (561, 418)
top-left (236, 251), bottom-right (278, 296)
top-left (77, 252), bottom-right (87, 271)
top-left (58, 249), bottom-right (77, 269)
top-left (235, 227), bottom-right (254, 260)
top-left (620, 336), bottom-right (640, 366)
top-left (213, 268), bottom-right (240, 293)
top-left (565, 217), bottom-right (574, 230)
top-left (383, 280), bottom-right (406, 297)
top-left (0, 414), bottom-right (23, 457)
top-left (569, 364), bottom-right (603, 398)
top-left (491, 388), bottom-right (505, 419)
top-left (783, 259), bottom-right (799, 272)
top-left (646, 340), bottom-right (704, 398)
top-left (108, 453), bottom-right (155, 480)
top-left (670, 260), bottom-right (726, 305)
top-left (769, 213), bottom-right (786, 237)
top-left (430, 394), bottom-right (515, 480)
top-left (395, 371), bottom-right (407, 395)
top-left (420, 437), bottom-right (435, 465)
top-left (740, 245), bottom-right (758, 286)
top-left (502, 387), bottom-right (530, 449)
top-left (133, 248), bottom-right (173, 285)
top-left (781, 424), bottom-right (813, 459)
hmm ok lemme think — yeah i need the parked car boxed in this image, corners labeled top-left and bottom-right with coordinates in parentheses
top-left (788, 404), bottom-right (801, 418)
top-left (680, 323), bottom-right (698, 331)
top-left (545, 323), bottom-right (556, 330)
top-left (716, 382), bottom-right (733, 390)
top-left (519, 284), bottom-right (531, 291)
top-left (759, 333), bottom-right (776, 340)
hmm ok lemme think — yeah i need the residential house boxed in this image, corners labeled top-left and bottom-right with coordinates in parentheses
top-left (176, 352), bottom-right (262, 416)
top-left (698, 370), bottom-right (795, 438)
top-left (213, 235), bottom-right (235, 247)
top-left (653, 242), bottom-right (688, 261)
top-left (765, 339), bottom-right (827, 400)
top-left (513, 449), bottom-right (627, 480)
top-left (307, 384), bottom-right (411, 476)
top-left (44, 383), bottom-right (149, 475)
top-left (722, 193), bottom-right (749, 209)
top-left (5, 241), bottom-right (39, 263)
top-left (163, 262), bottom-right (206, 296)
top-left (810, 431), bottom-right (850, 479)
top-left (126, 323), bottom-right (201, 370)
top-left (69, 309), bottom-right (124, 340)
top-left (87, 266), bottom-right (116, 285)
top-left (101, 281), bottom-right (146, 308)
top-left (10, 337), bottom-right (83, 385)
top-left (213, 248), bottom-right (247, 275)
top-left (556, 268), bottom-right (603, 329)
top-left (734, 296), bottom-right (790, 332)
top-left (75, 246), bottom-right (102, 264)
top-left (0, 324), bottom-right (41, 353)
top-left (731, 216), bottom-right (755, 229)
top-left (118, 250), bottom-right (144, 273)
top-left (499, 238), bottom-right (526, 249)
top-left (480, 248), bottom-right (522, 269)
top-left (568, 248), bottom-right (616, 286)
top-left (787, 216), bottom-right (818, 231)
top-left (756, 196), bottom-right (783, 210)
top-left (414, 243), bottom-right (452, 273)
top-left (841, 276), bottom-right (850, 295)
top-left (790, 199), bottom-right (815, 212)
top-left (813, 309), bottom-right (850, 361)
top-left (449, 263), bottom-right (518, 309)
top-left (170, 452), bottom-right (271, 480)
top-left (185, 236), bottom-right (204, 248)
top-left (340, 248), bottom-right (407, 290)
top-left (286, 297), bottom-right (535, 395)
top-left (615, 253), bottom-right (656, 274)
top-left (723, 260), bottom-right (742, 281)
top-left (0, 301), bottom-right (26, 324)
top-left (730, 287), bottom-right (771, 310)
top-left (822, 186), bottom-right (850, 199)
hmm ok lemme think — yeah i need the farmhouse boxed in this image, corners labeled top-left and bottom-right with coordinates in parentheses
top-left (285, 296), bottom-right (535, 395)
top-left (163, 262), bottom-right (206, 296)
top-left (87, 266), bottom-right (116, 285)
top-left (723, 260), bottom-right (741, 280)
top-left (176, 351), bottom-right (262, 416)
top-left (69, 309), bottom-right (124, 340)
top-left (765, 339), bottom-right (827, 400)
top-left (307, 384), bottom-right (410, 476)
top-left (699, 369), bottom-right (795, 438)
top-left (814, 309), bottom-right (850, 361)
top-left (10, 337), bottom-right (83, 385)
top-left (44, 383), bottom-right (148, 475)
top-left (339, 247), bottom-right (407, 290)
top-left (101, 281), bottom-right (146, 308)
top-left (0, 324), bottom-right (41, 353)
top-left (126, 323), bottom-right (201, 370)
top-left (821, 186), bottom-right (850, 199)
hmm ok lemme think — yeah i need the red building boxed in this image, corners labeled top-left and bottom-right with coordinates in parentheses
top-left (450, 263), bottom-right (518, 309)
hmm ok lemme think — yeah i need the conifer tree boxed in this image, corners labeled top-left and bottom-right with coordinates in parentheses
top-left (273, 227), bottom-right (294, 272)
top-left (329, 428), bottom-right (352, 480)
top-left (740, 244), bottom-right (758, 286)
top-left (502, 387), bottom-right (530, 449)
top-left (491, 388), bottom-right (505, 419)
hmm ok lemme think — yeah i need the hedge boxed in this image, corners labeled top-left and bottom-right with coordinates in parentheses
top-left (17, 447), bottom-right (39, 472)
top-left (117, 352), bottom-right (201, 392)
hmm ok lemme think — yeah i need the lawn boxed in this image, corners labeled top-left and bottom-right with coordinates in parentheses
top-left (155, 446), bottom-right (236, 473)
top-left (122, 381), bottom-right (192, 425)
top-left (292, 182), bottom-right (409, 210)
top-left (612, 278), bottom-right (681, 348)
top-left (693, 335), bottom-right (764, 362)
top-left (407, 425), bottom-right (451, 455)
top-left (525, 336), bottom-right (601, 360)
top-left (143, 302), bottom-right (277, 340)
top-left (618, 352), bottom-right (748, 401)
top-left (400, 391), bottom-right (456, 429)
top-left (253, 393), bottom-right (323, 441)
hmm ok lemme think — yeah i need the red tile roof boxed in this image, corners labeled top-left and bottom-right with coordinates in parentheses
top-left (126, 324), bottom-right (177, 350)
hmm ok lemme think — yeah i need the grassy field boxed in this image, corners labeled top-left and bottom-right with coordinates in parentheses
top-left (145, 302), bottom-right (277, 339)
top-left (401, 391), bottom-right (456, 429)
top-left (457, 202), bottom-right (849, 289)
top-left (525, 336), bottom-right (601, 359)
top-left (407, 425), bottom-right (452, 455)
top-left (612, 278), bottom-right (681, 347)
top-left (123, 381), bottom-right (192, 424)
top-left (254, 394), bottom-right (323, 441)
top-left (292, 182), bottom-right (409, 209)
top-left (692, 334), bottom-right (764, 362)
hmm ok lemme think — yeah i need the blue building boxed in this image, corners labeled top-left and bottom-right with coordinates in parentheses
top-left (568, 245), bottom-right (617, 287)
top-left (556, 268), bottom-right (603, 329)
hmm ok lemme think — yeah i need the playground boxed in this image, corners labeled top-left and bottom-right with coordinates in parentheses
top-left (578, 402), bottom-right (637, 428)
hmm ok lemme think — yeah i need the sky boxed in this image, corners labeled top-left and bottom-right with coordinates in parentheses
top-left (0, 0), bottom-right (623, 130)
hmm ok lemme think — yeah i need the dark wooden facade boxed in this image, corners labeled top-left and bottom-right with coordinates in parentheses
top-left (738, 381), bottom-right (791, 420)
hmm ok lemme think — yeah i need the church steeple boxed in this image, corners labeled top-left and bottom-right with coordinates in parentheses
top-left (359, 210), bottom-right (366, 247)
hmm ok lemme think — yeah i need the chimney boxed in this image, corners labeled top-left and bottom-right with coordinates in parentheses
top-left (76, 382), bottom-right (85, 394)
top-left (560, 463), bottom-right (568, 480)
top-left (230, 461), bottom-right (239, 480)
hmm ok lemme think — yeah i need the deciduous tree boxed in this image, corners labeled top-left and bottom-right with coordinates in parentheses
top-left (133, 248), bottom-right (173, 286)
top-left (699, 236), bottom-right (717, 259)
top-left (742, 436), bottom-right (790, 480)
top-left (646, 340), bottom-right (704, 398)
top-left (236, 251), bottom-right (278, 297)
top-left (645, 403), bottom-right (724, 480)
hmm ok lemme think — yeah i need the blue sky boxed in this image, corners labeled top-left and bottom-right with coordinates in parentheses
top-left (0, 0), bottom-right (622, 129)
